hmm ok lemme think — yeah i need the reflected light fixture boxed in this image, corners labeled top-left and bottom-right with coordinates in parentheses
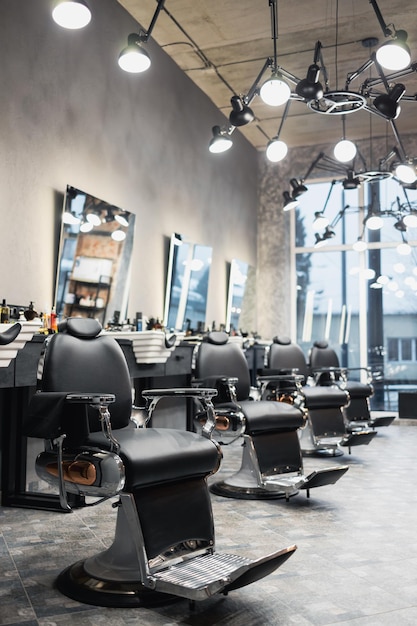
top-left (353, 238), bottom-right (368, 252)
top-left (118, 0), bottom-right (166, 73)
top-left (52, 0), bottom-right (91, 29)
top-left (86, 211), bottom-right (101, 226)
top-left (115, 213), bottom-right (130, 227)
top-left (366, 213), bottom-right (384, 230)
top-left (282, 191), bottom-right (299, 211)
top-left (295, 42), bottom-right (324, 101)
top-left (62, 210), bottom-right (81, 225)
top-left (313, 212), bottom-right (329, 230)
top-left (403, 212), bottom-right (417, 228)
top-left (112, 229), bottom-right (126, 242)
top-left (209, 126), bottom-right (233, 154)
top-left (80, 221), bottom-right (94, 233)
top-left (373, 83), bottom-right (405, 120)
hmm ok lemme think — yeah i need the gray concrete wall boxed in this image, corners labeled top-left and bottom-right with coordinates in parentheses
top-left (0, 0), bottom-right (258, 328)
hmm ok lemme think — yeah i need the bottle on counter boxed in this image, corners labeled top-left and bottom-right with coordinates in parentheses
top-left (1, 299), bottom-right (10, 323)
top-left (49, 306), bottom-right (58, 333)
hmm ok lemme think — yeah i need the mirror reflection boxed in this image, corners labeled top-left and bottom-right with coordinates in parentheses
top-left (226, 260), bottom-right (256, 334)
top-left (164, 233), bottom-right (212, 332)
top-left (55, 186), bottom-right (135, 325)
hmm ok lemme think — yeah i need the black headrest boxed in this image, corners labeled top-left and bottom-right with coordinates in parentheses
top-left (0, 322), bottom-right (21, 345)
top-left (203, 331), bottom-right (229, 345)
top-left (313, 340), bottom-right (329, 349)
top-left (273, 336), bottom-right (291, 345)
top-left (58, 317), bottom-right (102, 339)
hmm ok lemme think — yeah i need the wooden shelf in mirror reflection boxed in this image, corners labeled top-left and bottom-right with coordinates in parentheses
top-left (63, 273), bottom-right (112, 325)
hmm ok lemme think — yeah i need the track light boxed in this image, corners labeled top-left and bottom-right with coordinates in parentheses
top-left (376, 31), bottom-right (411, 71)
top-left (229, 96), bottom-right (254, 127)
top-left (260, 73), bottom-right (291, 106)
top-left (118, 0), bottom-right (165, 74)
top-left (52, 0), bottom-right (91, 29)
top-left (296, 64), bottom-right (323, 101)
top-left (209, 126), bottom-right (233, 154)
top-left (374, 83), bottom-right (405, 120)
top-left (343, 171), bottom-right (361, 189)
top-left (282, 191), bottom-right (299, 211)
top-left (118, 33), bottom-right (151, 73)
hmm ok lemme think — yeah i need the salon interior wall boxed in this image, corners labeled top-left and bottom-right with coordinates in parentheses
top-left (256, 133), bottom-right (417, 341)
top-left (0, 0), bottom-right (258, 328)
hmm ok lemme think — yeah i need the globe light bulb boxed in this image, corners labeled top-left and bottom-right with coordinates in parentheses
top-left (334, 139), bottom-right (357, 163)
top-left (260, 75), bottom-right (291, 106)
top-left (266, 138), bottom-right (288, 162)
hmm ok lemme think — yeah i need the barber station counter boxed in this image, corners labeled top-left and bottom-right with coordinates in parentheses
top-left (0, 330), bottom-right (195, 510)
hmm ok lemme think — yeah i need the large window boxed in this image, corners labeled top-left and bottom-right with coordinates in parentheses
top-left (294, 177), bottom-right (417, 409)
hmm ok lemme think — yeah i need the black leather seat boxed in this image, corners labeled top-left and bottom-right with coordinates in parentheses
top-left (22, 318), bottom-right (296, 608)
top-left (194, 331), bottom-right (348, 499)
top-left (266, 337), bottom-right (377, 455)
top-left (309, 340), bottom-right (395, 428)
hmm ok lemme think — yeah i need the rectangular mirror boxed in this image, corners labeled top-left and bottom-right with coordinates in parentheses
top-left (164, 233), bottom-right (212, 333)
top-left (55, 186), bottom-right (135, 325)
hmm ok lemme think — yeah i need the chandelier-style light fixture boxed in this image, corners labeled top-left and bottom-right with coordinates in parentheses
top-left (209, 0), bottom-right (417, 160)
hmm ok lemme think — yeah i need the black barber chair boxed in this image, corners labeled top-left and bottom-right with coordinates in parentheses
top-left (22, 318), bottom-right (296, 608)
top-left (309, 340), bottom-right (395, 428)
top-left (266, 337), bottom-right (377, 455)
top-left (194, 331), bottom-right (348, 500)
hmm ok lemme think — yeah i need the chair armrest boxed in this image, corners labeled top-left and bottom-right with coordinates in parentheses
top-left (194, 376), bottom-right (239, 403)
top-left (23, 391), bottom-right (116, 440)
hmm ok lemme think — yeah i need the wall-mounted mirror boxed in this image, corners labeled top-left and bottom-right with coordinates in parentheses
top-left (55, 186), bottom-right (135, 325)
top-left (226, 259), bottom-right (257, 334)
top-left (164, 233), bottom-right (212, 332)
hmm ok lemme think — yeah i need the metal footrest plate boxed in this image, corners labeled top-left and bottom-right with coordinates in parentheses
top-left (152, 546), bottom-right (296, 601)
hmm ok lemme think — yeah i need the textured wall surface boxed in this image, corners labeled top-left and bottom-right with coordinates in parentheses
top-left (0, 0), bottom-right (257, 328)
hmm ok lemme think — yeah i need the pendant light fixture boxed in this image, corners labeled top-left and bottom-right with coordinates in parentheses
top-left (259, 1), bottom-right (291, 107)
top-left (266, 100), bottom-right (290, 162)
top-left (208, 126), bottom-right (233, 154)
top-left (52, 0), bottom-right (91, 29)
top-left (369, 0), bottom-right (411, 71)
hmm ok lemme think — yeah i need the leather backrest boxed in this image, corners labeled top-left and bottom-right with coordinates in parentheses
top-left (40, 319), bottom-right (133, 431)
top-left (268, 337), bottom-right (308, 380)
top-left (309, 341), bottom-right (340, 369)
top-left (196, 333), bottom-right (251, 400)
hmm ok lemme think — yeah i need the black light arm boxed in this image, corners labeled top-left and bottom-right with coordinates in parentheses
top-left (138, 0), bottom-right (166, 42)
top-left (368, 0), bottom-right (394, 38)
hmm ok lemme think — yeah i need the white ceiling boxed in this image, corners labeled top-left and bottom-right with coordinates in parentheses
top-left (117, 0), bottom-right (417, 153)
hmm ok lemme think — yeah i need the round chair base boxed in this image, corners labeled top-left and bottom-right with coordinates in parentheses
top-left (210, 480), bottom-right (299, 500)
top-left (302, 447), bottom-right (344, 458)
top-left (56, 560), bottom-right (181, 608)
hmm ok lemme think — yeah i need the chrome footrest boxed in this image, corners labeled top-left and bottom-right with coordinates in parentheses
top-left (152, 547), bottom-right (296, 601)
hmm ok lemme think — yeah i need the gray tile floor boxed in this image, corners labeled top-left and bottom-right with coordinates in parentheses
top-left (1, 416), bottom-right (417, 625)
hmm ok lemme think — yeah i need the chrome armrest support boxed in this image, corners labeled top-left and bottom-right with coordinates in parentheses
top-left (142, 388), bottom-right (218, 439)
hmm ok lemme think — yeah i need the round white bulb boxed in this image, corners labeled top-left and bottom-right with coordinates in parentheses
top-left (394, 263), bottom-right (405, 273)
top-left (370, 282), bottom-right (383, 289)
top-left (395, 163), bottom-right (417, 184)
top-left (366, 215), bottom-right (384, 230)
top-left (260, 76), bottom-right (291, 106)
top-left (86, 213), bottom-right (101, 226)
top-left (377, 275), bottom-right (390, 285)
top-left (209, 135), bottom-right (233, 154)
top-left (118, 47), bottom-right (151, 73)
top-left (334, 139), bottom-right (357, 163)
top-left (52, 1), bottom-right (91, 29)
top-left (395, 290), bottom-right (405, 298)
top-left (266, 139), bottom-right (288, 162)
top-left (62, 211), bottom-right (80, 225)
top-left (376, 42), bottom-right (411, 71)
top-left (363, 268), bottom-right (376, 280)
top-left (397, 242), bottom-right (412, 256)
top-left (115, 214), bottom-right (129, 227)
top-left (111, 229), bottom-right (126, 241)
top-left (80, 221), bottom-right (93, 233)
top-left (352, 239), bottom-right (367, 252)
top-left (403, 213), bottom-right (417, 228)
top-left (313, 214), bottom-right (329, 230)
